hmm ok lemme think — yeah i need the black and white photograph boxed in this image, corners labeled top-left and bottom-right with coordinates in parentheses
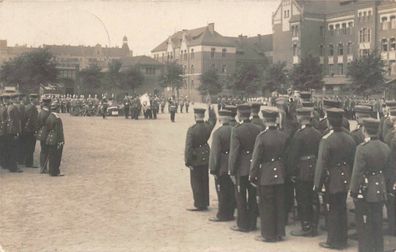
top-left (1, 0), bottom-right (396, 251)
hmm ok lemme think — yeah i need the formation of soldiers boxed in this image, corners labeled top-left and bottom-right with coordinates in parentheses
top-left (0, 93), bottom-right (64, 176)
top-left (185, 92), bottom-right (396, 251)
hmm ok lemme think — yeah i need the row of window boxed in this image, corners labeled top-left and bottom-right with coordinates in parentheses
top-left (145, 67), bottom-right (156, 75)
top-left (155, 47), bottom-right (228, 61)
top-left (181, 64), bottom-right (228, 74)
top-left (291, 42), bottom-right (353, 57)
top-left (381, 38), bottom-right (396, 52)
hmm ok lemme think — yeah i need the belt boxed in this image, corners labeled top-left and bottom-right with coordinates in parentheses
top-left (300, 155), bottom-right (316, 161)
top-left (242, 150), bottom-right (252, 155)
top-left (335, 161), bottom-right (348, 167)
top-left (267, 157), bottom-right (281, 162)
top-left (366, 170), bottom-right (383, 176)
top-left (222, 151), bottom-right (229, 155)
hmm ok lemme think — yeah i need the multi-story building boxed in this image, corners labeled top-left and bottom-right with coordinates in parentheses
top-left (151, 23), bottom-right (272, 100)
top-left (272, 0), bottom-right (396, 91)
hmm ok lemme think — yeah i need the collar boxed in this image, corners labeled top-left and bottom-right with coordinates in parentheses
top-left (364, 137), bottom-right (370, 142)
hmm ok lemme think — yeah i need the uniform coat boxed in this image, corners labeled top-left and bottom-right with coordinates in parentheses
top-left (45, 112), bottom-right (65, 176)
top-left (184, 107), bottom-right (216, 209)
top-left (4, 103), bottom-right (21, 172)
top-left (37, 107), bottom-right (51, 172)
top-left (23, 103), bottom-right (38, 167)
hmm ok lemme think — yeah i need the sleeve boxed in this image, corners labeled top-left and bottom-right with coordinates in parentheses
top-left (286, 134), bottom-right (301, 177)
top-left (57, 119), bottom-right (65, 144)
top-left (228, 128), bottom-right (240, 176)
top-left (314, 139), bottom-right (329, 189)
top-left (250, 135), bottom-right (263, 179)
top-left (209, 131), bottom-right (221, 175)
top-left (207, 105), bottom-right (217, 132)
top-left (349, 146), bottom-right (365, 194)
top-left (184, 128), bottom-right (193, 167)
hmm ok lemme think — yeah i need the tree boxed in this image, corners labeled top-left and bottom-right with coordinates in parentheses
top-left (263, 62), bottom-right (288, 92)
top-left (347, 51), bottom-right (385, 93)
top-left (198, 68), bottom-right (222, 96)
top-left (106, 60), bottom-right (122, 89)
top-left (78, 64), bottom-right (103, 95)
top-left (0, 48), bottom-right (58, 92)
top-left (120, 66), bottom-right (144, 92)
top-left (230, 63), bottom-right (263, 95)
top-left (159, 62), bottom-right (183, 97)
top-left (290, 55), bottom-right (323, 90)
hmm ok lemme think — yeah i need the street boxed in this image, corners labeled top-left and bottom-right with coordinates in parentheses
top-left (0, 110), bottom-right (395, 252)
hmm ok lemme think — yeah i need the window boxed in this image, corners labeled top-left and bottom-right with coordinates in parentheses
top-left (292, 25), bottom-right (299, 37)
top-left (145, 67), bottom-right (156, 75)
top-left (190, 49), bottom-right (194, 59)
top-left (338, 64), bottom-right (344, 75)
top-left (382, 39), bottom-right (388, 52)
top-left (191, 65), bottom-right (194, 74)
top-left (184, 50), bottom-right (187, 60)
top-left (329, 64), bottom-right (334, 76)
top-left (222, 48), bottom-right (227, 57)
top-left (347, 42), bottom-right (352, 54)
top-left (329, 44), bottom-right (334, 56)
top-left (329, 25), bottom-right (334, 36)
top-left (293, 43), bottom-right (298, 56)
top-left (338, 43), bottom-right (344, 55)
top-left (211, 48), bottom-right (215, 58)
top-left (191, 80), bottom-right (194, 88)
top-left (391, 38), bottom-right (396, 51)
top-left (320, 44), bottom-right (324, 56)
top-left (342, 23), bottom-right (347, 35)
top-left (367, 28), bottom-right (371, 42)
top-left (320, 26), bottom-right (324, 37)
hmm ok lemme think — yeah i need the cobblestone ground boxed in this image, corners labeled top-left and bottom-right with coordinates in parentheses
top-left (0, 109), bottom-right (395, 252)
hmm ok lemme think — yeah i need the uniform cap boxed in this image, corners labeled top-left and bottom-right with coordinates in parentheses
top-left (385, 101), bottom-right (396, 108)
top-left (362, 118), bottom-right (380, 135)
top-left (296, 107), bottom-right (314, 118)
top-left (261, 106), bottom-right (278, 121)
top-left (354, 105), bottom-right (372, 118)
top-left (323, 100), bottom-right (341, 108)
top-left (218, 110), bottom-right (232, 117)
top-left (302, 101), bottom-right (314, 108)
top-left (250, 103), bottom-right (262, 113)
top-left (326, 108), bottom-right (344, 119)
top-left (224, 105), bottom-right (237, 114)
top-left (237, 104), bottom-right (251, 117)
top-left (29, 93), bottom-right (39, 98)
top-left (193, 108), bottom-right (206, 115)
top-left (300, 92), bottom-right (312, 100)
top-left (42, 97), bottom-right (52, 104)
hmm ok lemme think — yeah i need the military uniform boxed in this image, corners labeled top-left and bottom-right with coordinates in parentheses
top-left (37, 100), bottom-right (51, 173)
top-left (45, 112), bottom-right (65, 176)
top-left (0, 100), bottom-right (7, 168)
top-left (314, 108), bottom-right (356, 249)
top-left (318, 100), bottom-right (350, 135)
top-left (250, 108), bottom-right (288, 242)
top-left (224, 105), bottom-right (238, 127)
top-left (4, 96), bottom-right (22, 172)
top-left (184, 107), bottom-right (216, 210)
top-left (228, 104), bottom-right (261, 232)
top-left (16, 98), bottom-right (26, 165)
top-left (250, 103), bottom-right (265, 130)
top-left (23, 96), bottom-right (39, 167)
top-left (288, 108), bottom-right (322, 237)
top-left (209, 110), bottom-right (235, 221)
top-left (350, 118), bottom-right (392, 252)
top-left (351, 105), bottom-right (374, 145)
top-left (123, 97), bottom-right (130, 119)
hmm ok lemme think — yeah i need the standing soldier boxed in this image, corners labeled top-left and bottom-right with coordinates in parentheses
top-left (209, 110), bottom-right (235, 221)
top-left (16, 94), bottom-right (26, 165)
top-left (4, 94), bottom-right (22, 172)
top-left (179, 99), bottom-right (184, 113)
top-left (250, 107), bottom-right (288, 242)
top-left (23, 94), bottom-right (39, 168)
top-left (184, 105), bottom-right (216, 211)
top-left (0, 95), bottom-right (8, 168)
top-left (169, 98), bottom-right (177, 122)
top-left (45, 109), bottom-right (65, 176)
top-left (224, 105), bottom-right (238, 127)
top-left (123, 95), bottom-right (130, 119)
top-left (37, 97), bottom-right (51, 173)
top-left (250, 103), bottom-right (264, 130)
top-left (379, 101), bottom-right (396, 141)
top-left (351, 105), bottom-right (373, 145)
top-left (185, 98), bottom-right (190, 113)
top-left (314, 108), bottom-right (356, 249)
top-left (288, 108), bottom-right (322, 237)
top-left (228, 104), bottom-right (261, 232)
top-left (101, 97), bottom-right (108, 119)
top-left (318, 100), bottom-right (350, 135)
top-left (350, 118), bottom-right (392, 252)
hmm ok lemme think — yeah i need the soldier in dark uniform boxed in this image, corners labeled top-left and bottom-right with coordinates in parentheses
top-left (23, 94), bottom-right (39, 168)
top-left (184, 105), bottom-right (216, 211)
top-left (209, 110), bottom-right (235, 221)
top-left (169, 99), bottom-right (177, 122)
top-left (37, 97), bottom-right (52, 173)
top-left (288, 107), bottom-right (322, 237)
top-left (45, 110), bottom-right (65, 176)
top-left (318, 100), bottom-right (350, 135)
top-left (224, 105), bottom-right (238, 127)
top-left (4, 94), bottom-right (23, 173)
top-left (123, 95), bottom-right (130, 119)
top-left (101, 97), bottom-right (108, 119)
top-left (16, 94), bottom-right (26, 165)
top-left (250, 107), bottom-right (288, 242)
top-left (350, 118), bottom-right (392, 252)
top-left (351, 105), bottom-right (373, 145)
top-left (379, 101), bottom-right (396, 141)
top-left (0, 95), bottom-right (8, 168)
top-left (384, 108), bottom-right (396, 146)
top-left (250, 103), bottom-right (264, 130)
top-left (228, 104), bottom-right (261, 232)
top-left (314, 108), bottom-right (356, 249)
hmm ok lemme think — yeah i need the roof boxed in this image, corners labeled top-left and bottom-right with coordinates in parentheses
top-left (232, 34), bottom-right (273, 62)
top-left (295, 0), bottom-right (376, 16)
top-left (120, 56), bottom-right (162, 67)
top-left (151, 24), bottom-right (235, 52)
top-left (44, 44), bottom-right (129, 58)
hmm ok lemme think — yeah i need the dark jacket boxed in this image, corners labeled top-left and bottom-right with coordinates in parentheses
top-left (209, 123), bottom-right (232, 176)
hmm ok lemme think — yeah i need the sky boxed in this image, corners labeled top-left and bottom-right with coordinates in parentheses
top-left (0, 0), bottom-right (279, 55)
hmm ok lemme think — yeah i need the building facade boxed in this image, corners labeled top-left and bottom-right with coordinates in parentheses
top-left (151, 23), bottom-right (272, 100)
top-left (272, 0), bottom-right (396, 91)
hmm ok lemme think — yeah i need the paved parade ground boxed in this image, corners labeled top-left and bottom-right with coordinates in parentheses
top-left (0, 110), bottom-right (396, 252)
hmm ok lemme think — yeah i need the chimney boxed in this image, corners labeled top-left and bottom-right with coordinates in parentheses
top-left (208, 23), bottom-right (215, 33)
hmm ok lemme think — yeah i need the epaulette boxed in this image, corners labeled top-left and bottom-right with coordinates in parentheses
top-left (42, 107), bottom-right (49, 111)
top-left (322, 130), bottom-right (334, 139)
top-left (359, 141), bottom-right (369, 147)
top-left (319, 118), bottom-right (327, 123)
top-left (52, 112), bottom-right (60, 118)
top-left (257, 128), bottom-right (269, 137)
top-left (234, 123), bottom-right (242, 128)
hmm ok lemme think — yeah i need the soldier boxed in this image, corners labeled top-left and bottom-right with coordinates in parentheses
top-left (350, 118), bottom-right (392, 252)
top-left (23, 94), bottom-right (39, 168)
top-left (169, 98), bottom-right (177, 122)
top-left (4, 94), bottom-right (22, 173)
top-left (379, 101), bottom-right (396, 141)
top-left (184, 105), bottom-right (216, 211)
top-left (318, 100), bottom-right (350, 135)
top-left (209, 110), bottom-right (236, 221)
top-left (179, 99), bottom-right (184, 113)
top-left (185, 99), bottom-right (190, 113)
top-left (101, 97), bottom-right (108, 119)
top-left (0, 95), bottom-right (8, 168)
top-left (250, 107), bottom-right (288, 242)
top-left (123, 95), bottom-right (130, 119)
top-left (250, 103), bottom-right (265, 130)
top-left (351, 105), bottom-right (373, 145)
top-left (228, 104), bottom-right (261, 232)
top-left (224, 105), bottom-right (238, 127)
top-left (288, 107), bottom-right (322, 237)
top-left (384, 108), bottom-right (396, 146)
top-left (44, 109), bottom-right (65, 176)
top-left (37, 97), bottom-right (52, 173)
top-left (314, 108), bottom-right (356, 249)
top-left (16, 94), bottom-right (26, 165)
